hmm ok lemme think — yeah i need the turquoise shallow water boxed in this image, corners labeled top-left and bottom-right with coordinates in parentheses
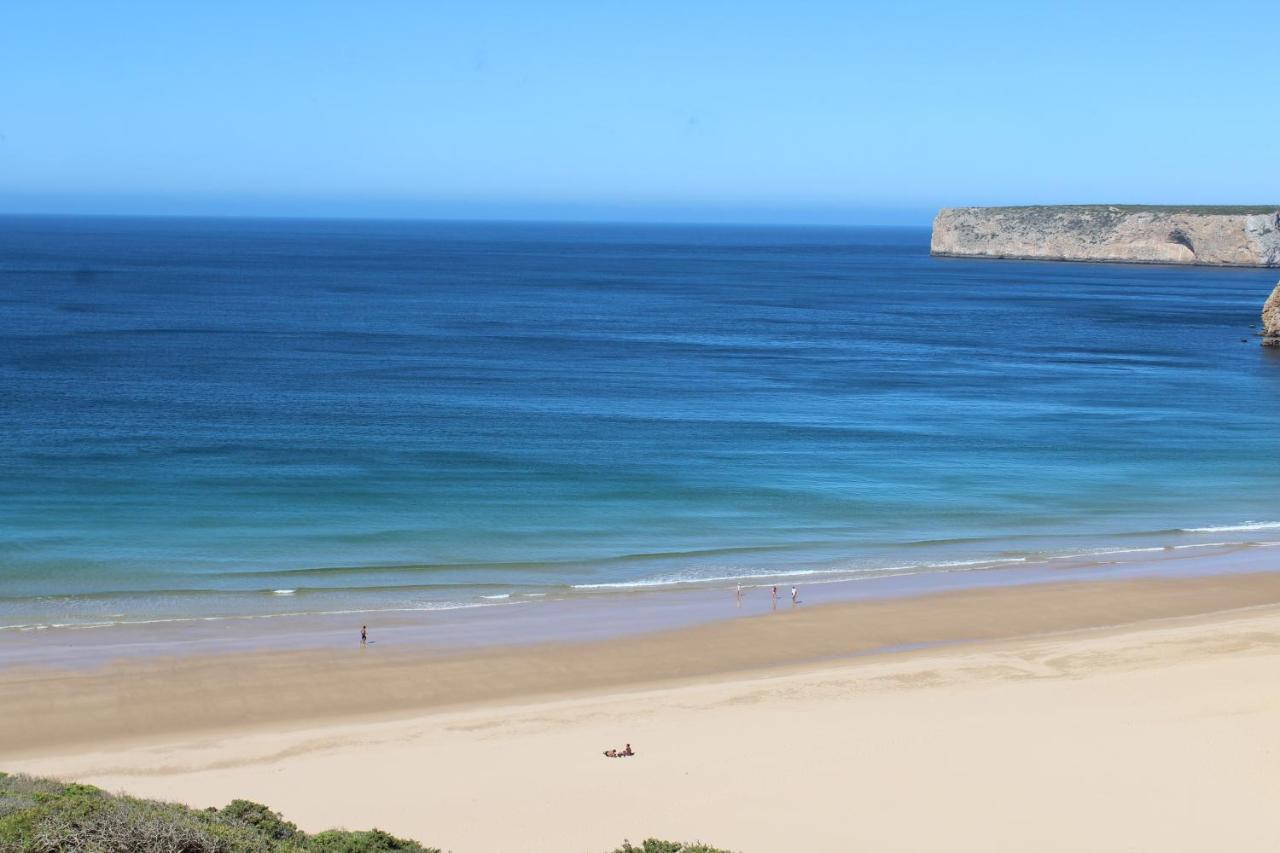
top-left (2, 216), bottom-right (1279, 628)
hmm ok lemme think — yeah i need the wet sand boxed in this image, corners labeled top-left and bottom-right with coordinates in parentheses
top-left (5, 569), bottom-right (1280, 758)
top-left (5, 539), bottom-right (1277, 673)
top-left (6, 570), bottom-right (1280, 851)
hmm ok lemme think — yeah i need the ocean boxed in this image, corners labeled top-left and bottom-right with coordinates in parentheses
top-left (2, 215), bottom-right (1279, 630)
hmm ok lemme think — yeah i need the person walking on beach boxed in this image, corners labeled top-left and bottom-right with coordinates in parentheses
top-left (360, 625), bottom-right (367, 645)
top-left (736, 584), bottom-right (743, 606)
top-left (771, 585), bottom-right (778, 610)
top-left (790, 586), bottom-right (798, 606)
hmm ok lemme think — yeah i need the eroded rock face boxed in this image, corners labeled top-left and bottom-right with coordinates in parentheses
top-left (931, 206), bottom-right (1280, 267)
top-left (1264, 282), bottom-right (1280, 347)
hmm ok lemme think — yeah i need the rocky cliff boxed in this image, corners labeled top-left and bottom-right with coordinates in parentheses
top-left (931, 206), bottom-right (1280, 267)
top-left (1264, 282), bottom-right (1280, 347)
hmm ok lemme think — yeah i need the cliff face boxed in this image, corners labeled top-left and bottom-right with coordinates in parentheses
top-left (1264, 283), bottom-right (1280, 347)
top-left (931, 206), bottom-right (1280, 267)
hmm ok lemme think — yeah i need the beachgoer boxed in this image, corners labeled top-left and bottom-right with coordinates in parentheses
top-left (622, 743), bottom-right (634, 756)
top-left (603, 749), bottom-right (617, 757)
top-left (361, 625), bottom-right (367, 644)
top-left (790, 586), bottom-right (798, 605)
top-left (736, 584), bottom-right (742, 605)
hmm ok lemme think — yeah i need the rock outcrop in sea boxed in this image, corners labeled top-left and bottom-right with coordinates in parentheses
top-left (931, 206), bottom-right (1280, 267)
top-left (1264, 282), bottom-right (1280, 347)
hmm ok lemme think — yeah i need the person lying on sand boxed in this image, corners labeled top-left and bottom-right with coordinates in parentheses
top-left (603, 749), bottom-right (618, 757)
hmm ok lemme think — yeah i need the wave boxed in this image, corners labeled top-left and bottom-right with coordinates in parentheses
top-left (0, 581), bottom-right (525, 605)
top-left (1049, 546), bottom-right (1167, 561)
top-left (45, 518), bottom-right (1278, 592)
top-left (212, 542), bottom-right (846, 580)
top-left (1180, 521), bottom-right (1280, 534)
top-left (9, 522), bottom-right (1280, 628)
top-left (571, 557), bottom-right (1029, 591)
top-left (0, 598), bottom-right (531, 632)
top-left (568, 533), bottom-right (1280, 593)
top-left (926, 557), bottom-right (1027, 568)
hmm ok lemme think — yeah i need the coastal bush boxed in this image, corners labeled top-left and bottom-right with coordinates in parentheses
top-left (218, 799), bottom-right (301, 842)
top-left (0, 773), bottom-right (734, 853)
top-left (304, 828), bottom-right (434, 852)
top-left (0, 775), bottom-right (63, 820)
top-left (611, 841), bottom-right (736, 853)
top-left (0, 774), bottom-right (438, 853)
top-left (0, 778), bottom-right (265, 852)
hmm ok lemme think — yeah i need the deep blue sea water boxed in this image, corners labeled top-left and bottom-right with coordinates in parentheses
top-left (2, 215), bottom-right (1279, 628)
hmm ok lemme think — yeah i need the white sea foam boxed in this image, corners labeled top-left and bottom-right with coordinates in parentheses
top-left (1181, 521), bottom-right (1280, 534)
top-left (571, 557), bottom-right (1028, 591)
top-left (927, 557), bottom-right (1027, 569)
top-left (572, 566), bottom-right (873, 590)
top-left (0, 598), bottom-right (530, 632)
top-left (12, 536), bottom-right (1275, 634)
top-left (1050, 547), bottom-right (1166, 561)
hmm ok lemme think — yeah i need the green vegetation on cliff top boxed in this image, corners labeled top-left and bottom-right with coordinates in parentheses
top-left (0, 772), bottom-right (734, 853)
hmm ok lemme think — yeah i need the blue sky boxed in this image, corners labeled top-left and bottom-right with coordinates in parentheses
top-left (1, 1), bottom-right (1275, 224)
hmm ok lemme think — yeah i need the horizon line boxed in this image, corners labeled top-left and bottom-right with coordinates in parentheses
top-left (0, 209), bottom-right (936, 230)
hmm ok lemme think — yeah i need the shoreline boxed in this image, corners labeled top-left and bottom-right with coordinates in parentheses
top-left (8, 520), bottom-right (1280, 640)
top-left (7, 575), bottom-right (1280, 851)
top-left (4, 538), bottom-right (1280, 672)
top-left (6, 566), bottom-right (1280, 759)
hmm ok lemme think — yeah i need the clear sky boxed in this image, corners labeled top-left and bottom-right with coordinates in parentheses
top-left (2, 1), bottom-right (1276, 225)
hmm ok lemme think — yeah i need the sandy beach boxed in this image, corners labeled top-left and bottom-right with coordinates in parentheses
top-left (5, 570), bottom-right (1280, 851)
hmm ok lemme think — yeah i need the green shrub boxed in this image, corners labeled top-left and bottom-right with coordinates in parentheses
top-left (0, 775), bottom-right (64, 821)
top-left (219, 799), bottom-right (301, 842)
top-left (0, 774), bottom-right (430, 853)
top-left (611, 841), bottom-right (736, 853)
top-left (0, 779), bottom-right (270, 852)
top-left (303, 828), bottom-right (438, 852)
top-left (0, 771), bottom-right (734, 853)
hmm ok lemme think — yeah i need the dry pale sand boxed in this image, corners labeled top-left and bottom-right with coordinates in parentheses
top-left (6, 573), bottom-right (1280, 851)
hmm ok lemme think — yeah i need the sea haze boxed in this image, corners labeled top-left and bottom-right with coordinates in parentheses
top-left (2, 215), bottom-right (1279, 629)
